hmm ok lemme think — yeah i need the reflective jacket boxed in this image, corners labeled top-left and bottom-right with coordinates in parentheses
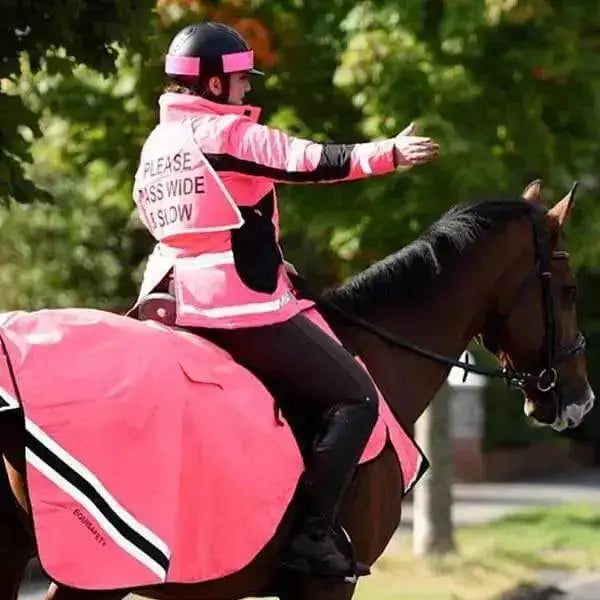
top-left (133, 92), bottom-right (397, 328)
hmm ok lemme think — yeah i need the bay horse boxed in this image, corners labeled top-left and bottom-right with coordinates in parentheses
top-left (1, 181), bottom-right (594, 600)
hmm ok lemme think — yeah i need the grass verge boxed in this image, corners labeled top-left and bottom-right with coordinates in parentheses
top-left (356, 503), bottom-right (600, 600)
top-left (132, 504), bottom-right (600, 600)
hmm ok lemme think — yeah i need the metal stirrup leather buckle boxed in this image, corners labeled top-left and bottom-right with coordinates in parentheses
top-left (137, 292), bottom-right (177, 326)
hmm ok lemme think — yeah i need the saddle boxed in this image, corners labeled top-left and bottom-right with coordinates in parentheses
top-left (134, 270), bottom-right (311, 329)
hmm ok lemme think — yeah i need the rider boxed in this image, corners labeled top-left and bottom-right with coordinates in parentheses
top-left (133, 22), bottom-right (439, 579)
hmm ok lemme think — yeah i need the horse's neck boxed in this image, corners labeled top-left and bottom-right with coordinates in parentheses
top-left (335, 219), bottom-right (531, 426)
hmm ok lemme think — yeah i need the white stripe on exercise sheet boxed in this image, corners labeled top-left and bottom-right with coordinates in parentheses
top-left (25, 449), bottom-right (168, 581)
top-left (0, 384), bottom-right (19, 411)
top-left (25, 419), bottom-right (170, 560)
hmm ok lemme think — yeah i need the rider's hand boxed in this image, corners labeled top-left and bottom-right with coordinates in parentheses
top-left (393, 122), bottom-right (440, 167)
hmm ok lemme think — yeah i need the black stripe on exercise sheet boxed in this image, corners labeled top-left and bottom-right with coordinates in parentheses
top-left (25, 430), bottom-right (170, 572)
top-left (204, 143), bottom-right (353, 182)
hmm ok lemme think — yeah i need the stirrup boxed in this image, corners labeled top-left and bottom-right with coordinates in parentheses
top-left (279, 524), bottom-right (370, 583)
top-left (280, 557), bottom-right (368, 584)
top-left (337, 525), bottom-right (370, 584)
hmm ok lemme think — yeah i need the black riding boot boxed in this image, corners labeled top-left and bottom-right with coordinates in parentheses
top-left (281, 396), bottom-right (378, 579)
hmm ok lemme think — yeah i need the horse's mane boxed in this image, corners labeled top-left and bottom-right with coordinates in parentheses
top-left (325, 198), bottom-right (544, 315)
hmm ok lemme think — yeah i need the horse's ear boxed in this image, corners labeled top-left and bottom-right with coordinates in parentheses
top-left (547, 181), bottom-right (578, 230)
top-left (522, 179), bottom-right (542, 203)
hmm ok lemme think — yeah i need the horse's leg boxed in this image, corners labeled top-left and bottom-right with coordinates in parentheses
top-left (0, 544), bottom-right (31, 600)
top-left (0, 412), bottom-right (36, 599)
top-left (0, 464), bottom-right (34, 600)
top-left (44, 583), bottom-right (126, 600)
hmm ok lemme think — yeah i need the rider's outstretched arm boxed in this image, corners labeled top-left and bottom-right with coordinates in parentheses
top-left (202, 119), bottom-right (438, 184)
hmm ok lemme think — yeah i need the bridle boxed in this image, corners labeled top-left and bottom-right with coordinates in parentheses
top-left (484, 212), bottom-right (586, 393)
top-left (301, 209), bottom-right (585, 398)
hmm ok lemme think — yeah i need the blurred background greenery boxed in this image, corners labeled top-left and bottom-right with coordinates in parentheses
top-left (2, 0), bottom-right (600, 450)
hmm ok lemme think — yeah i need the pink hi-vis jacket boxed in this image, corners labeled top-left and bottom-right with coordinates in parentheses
top-left (133, 92), bottom-right (398, 328)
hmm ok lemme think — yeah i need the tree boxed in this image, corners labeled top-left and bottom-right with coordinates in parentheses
top-left (2, 0), bottom-right (600, 312)
top-left (1, 0), bottom-right (156, 203)
top-left (330, 0), bottom-right (600, 270)
top-left (413, 383), bottom-right (455, 556)
top-left (0, 0), bottom-right (364, 308)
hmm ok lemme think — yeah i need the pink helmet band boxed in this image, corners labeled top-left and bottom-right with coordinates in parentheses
top-left (165, 50), bottom-right (255, 76)
top-left (165, 55), bottom-right (200, 76)
top-left (222, 50), bottom-right (254, 73)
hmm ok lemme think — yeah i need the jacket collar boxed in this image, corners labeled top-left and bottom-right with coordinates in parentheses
top-left (159, 92), bottom-right (261, 123)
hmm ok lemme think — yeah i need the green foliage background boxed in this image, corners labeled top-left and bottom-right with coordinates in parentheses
top-left (2, 0), bottom-right (600, 444)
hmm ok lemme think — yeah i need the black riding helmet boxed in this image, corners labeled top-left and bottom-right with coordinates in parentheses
top-left (165, 22), bottom-right (264, 103)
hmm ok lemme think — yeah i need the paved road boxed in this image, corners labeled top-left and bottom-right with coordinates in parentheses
top-left (18, 564), bottom-right (49, 600)
top-left (400, 469), bottom-right (600, 528)
top-left (18, 469), bottom-right (600, 599)
top-left (19, 579), bottom-right (49, 600)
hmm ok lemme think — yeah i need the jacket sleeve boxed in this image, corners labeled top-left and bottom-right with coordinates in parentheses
top-left (204, 118), bottom-right (397, 183)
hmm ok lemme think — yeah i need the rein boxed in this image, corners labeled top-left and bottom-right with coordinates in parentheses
top-left (297, 212), bottom-right (585, 393)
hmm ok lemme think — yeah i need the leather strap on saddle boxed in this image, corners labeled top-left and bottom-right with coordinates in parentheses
top-left (137, 292), bottom-right (177, 326)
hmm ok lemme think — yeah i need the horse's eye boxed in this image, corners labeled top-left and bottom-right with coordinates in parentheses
top-left (562, 285), bottom-right (578, 304)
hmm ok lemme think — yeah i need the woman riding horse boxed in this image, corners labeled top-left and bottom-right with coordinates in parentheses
top-left (132, 21), bottom-right (439, 579)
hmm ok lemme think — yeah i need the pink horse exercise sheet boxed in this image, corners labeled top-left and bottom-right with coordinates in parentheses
top-left (0, 308), bottom-right (425, 589)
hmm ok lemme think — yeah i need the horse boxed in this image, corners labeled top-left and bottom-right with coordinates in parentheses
top-left (1, 180), bottom-right (593, 600)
